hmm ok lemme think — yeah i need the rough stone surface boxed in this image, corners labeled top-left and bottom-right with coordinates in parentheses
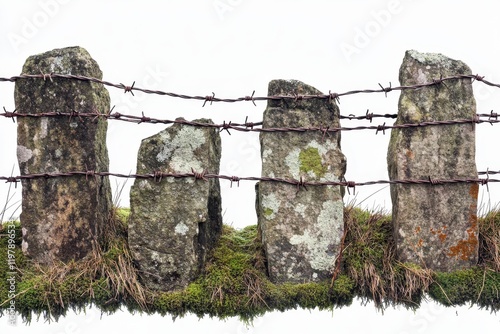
top-left (257, 80), bottom-right (346, 283)
top-left (128, 119), bottom-right (222, 291)
top-left (15, 46), bottom-right (112, 265)
top-left (388, 50), bottom-right (478, 271)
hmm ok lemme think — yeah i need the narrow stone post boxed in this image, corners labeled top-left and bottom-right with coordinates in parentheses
top-left (15, 46), bottom-right (112, 264)
top-left (128, 119), bottom-right (222, 291)
top-left (388, 50), bottom-right (478, 271)
top-left (257, 80), bottom-right (346, 283)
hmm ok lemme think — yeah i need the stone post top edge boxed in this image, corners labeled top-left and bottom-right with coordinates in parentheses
top-left (27, 46), bottom-right (92, 59)
top-left (172, 117), bottom-right (215, 125)
top-left (22, 46), bottom-right (102, 78)
top-left (267, 79), bottom-right (324, 96)
top-left (192, 118), bottom-right (215, 124)
top-left (404, 49), bottom-right (468, 67)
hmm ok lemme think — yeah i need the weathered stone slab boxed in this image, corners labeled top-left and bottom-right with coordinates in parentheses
top-left (15, 46), bottom-right (112, 265)
top-left (129, 119), bottom-right (222, 291)
top-left (388, 50), bottom-right (478, 271)
top-left (257, 80), bottom-right (346, 283)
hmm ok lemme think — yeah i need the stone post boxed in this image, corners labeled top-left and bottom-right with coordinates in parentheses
top-left (257, 80), bottom-right (346, 283)
top-left (128, 119), bottom-right (222, 291)
top-left (15, 46), bottom-right (112, 264)
top-left (388, 50), bottom-right (478, 271)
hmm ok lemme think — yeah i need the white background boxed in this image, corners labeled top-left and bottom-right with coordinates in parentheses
top-left (1, 0), bottom-right (499, 332)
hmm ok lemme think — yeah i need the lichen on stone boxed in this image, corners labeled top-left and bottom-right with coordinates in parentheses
top-left (299, 147), bottom-right (327, 178)
top-left (289, 200), bottom-right (343, 272)
top-left (261, 193), bottom-right (280, 220)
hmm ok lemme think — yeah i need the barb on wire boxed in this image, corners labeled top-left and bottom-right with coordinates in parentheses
top-left (244, 116), bottom-right (256, 129)
top-left (2, 107), bottom-right (16, 123)
top-left (244, 90), bottom-right (256, 106)
top-left (191, 168), bottom-right (208, 181)
top-left (121, 81), bottom-right (135, 95)
top-left (202, 92), bottom-right (215, 107)
top-left (2, 73), bottom-right (500, 105)
top-left (488, 110), bottom-right (498, 124)
top-left (378, 82), bottom-right (392, 97)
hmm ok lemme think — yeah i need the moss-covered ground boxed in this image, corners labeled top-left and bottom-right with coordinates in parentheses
top-left (0, 207), bottom-right (499, 323)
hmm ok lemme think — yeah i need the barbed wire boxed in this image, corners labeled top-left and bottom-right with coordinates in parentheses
top-left (1, 73), bottom-right (499, 192)
top-left (0, 73), bottom-right (498, 106)
top-left (1, 107), bottom-right (499, 135)
top-left (1, 105), bottom-right (498, 123)
top-left (1, 169), bottom-right (498, 194)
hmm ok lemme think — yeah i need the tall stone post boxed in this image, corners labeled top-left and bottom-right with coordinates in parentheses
top-left (15, 47), bottom-right (112, 264)
top-left (388, 50), bottom-right (478, 271)
top-left (128, 119), bottom-right (222, 291)
top-left (257, 80), bottom-right (346, 283)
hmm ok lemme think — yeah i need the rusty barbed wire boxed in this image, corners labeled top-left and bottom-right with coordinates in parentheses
top-left (1, 105), bottom-right (496, 123)
top-left (1, 108), bottom-right (499, 135)
top-left (1, 74), bottom-right (499, 191)
top-left (0, 73), bottom-right (498, 106)
top-left (1, 169), bottom-right (499, 192)
top-left (479, 170), bottom-right (500, 175)
top-left (340, 110), bottom-right (499, 122)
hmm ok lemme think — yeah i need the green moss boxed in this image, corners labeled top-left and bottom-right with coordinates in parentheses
top-left (429, 268), bottom-right (500, 311)
top-left (299, 147), bottom-right (326, 178)
top-left (1, 208), bottom-right (499, 323)
top-left (116, 207), bottom-right (131, 221)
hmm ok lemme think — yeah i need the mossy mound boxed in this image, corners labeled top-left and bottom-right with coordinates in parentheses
top-left (1, 207), bottom-right (499, 323)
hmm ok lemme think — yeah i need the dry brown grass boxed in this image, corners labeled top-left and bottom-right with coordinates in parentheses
top-left (243, 270), bottom-right (268, 308)
top-left (342, 206), bottom-right (434, 309)
top-left (479, 209), bottom-right (500, 271)
top-left (25, 207), bottom-right (151, 317)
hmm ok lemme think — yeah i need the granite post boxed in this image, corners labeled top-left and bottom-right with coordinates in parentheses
top-left (388, 50), bottom-right (478, 271)
top-left (128, 119), bottom-right (222, 291)
top-left (257, 80), bottom-right (346, 283)
top-left (15, 46), bottom-right (112, 264)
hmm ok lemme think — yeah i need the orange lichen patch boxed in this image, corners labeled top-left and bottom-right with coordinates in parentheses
top-left (416, 238), bottom-right (423, 248)
top-left (469, 203), bottom-right (478, 227)
top-left (430, 226), bottom-right (448, 243)
top-left (469, 183), bottom-right (479, 201)
top-left (415, 226), bottom-right (421, 234)
top-left (447, 220), bottom-right (478, 261)
top-left (405, 149), bottom-right (414, 159)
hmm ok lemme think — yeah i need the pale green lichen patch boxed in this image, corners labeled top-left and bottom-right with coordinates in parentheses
top-left (174, 222), bottom-right (189, 236)
top-left (299, 147), bottom-right (327, 178)
top-left (261, 193), bottom-right (280, 220)
top-left (154, 125), bottom-right (207, 184)
top-left (156, 126), bottom-right (206, 171)
top-left (263, 208), bottom-right (274, 218)
top-left (294, 203), bottom-right (307, 218)
top-left (17, 146), bottom-right (33, 164)
top-left (262, 148), bottom-right (272, 163)
top-left (289, 200), bottom-right (343, 271)
top-left (284, 140), bottom-right (338, 181)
